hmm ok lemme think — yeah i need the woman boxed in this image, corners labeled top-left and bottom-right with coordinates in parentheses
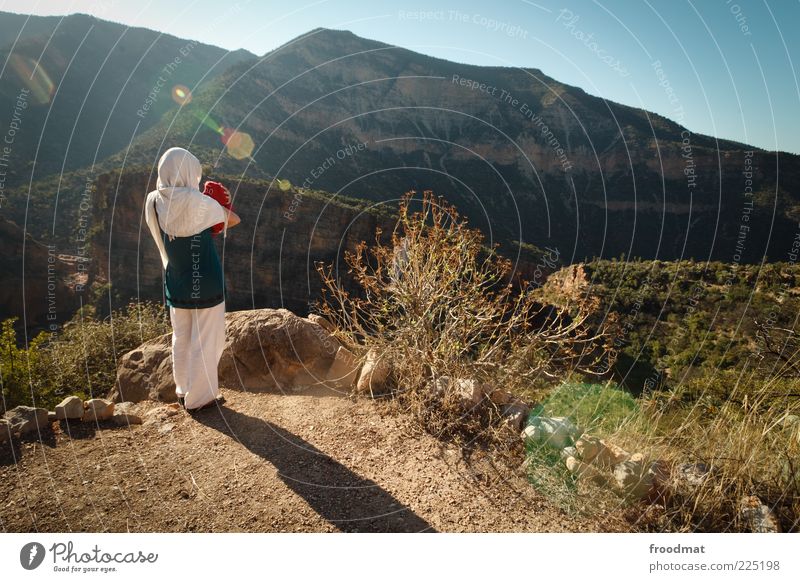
top-left (144, 147), bottom-right (241, 412)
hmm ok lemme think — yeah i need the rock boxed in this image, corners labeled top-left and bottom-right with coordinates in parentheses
top-left (82, 399), bottom-right (115, 422)
top-left (113, 412), bottom-right (143, 426)
top-left (565, 456), bottom-right (611, 486)
top-left (560, 445), bottom-right (578, 460)
top-left (55, 395), bottom-right (84, 420)
top-left (355, 349), bottom-right (391, 396)
top-left (675, 462), bottom-right (712, 488)
top-left (427, 375), bottom-right (450, 398)
top-left (158, 422), bottom-right (176, 435)
top-left (740, 496), bottom-right (781, 532)
top-left (500, 400), bottom-right (530, 431)
top-left (0, 419), bottom-right (10, 444)
top-left (782, 414), bottom-right (799, 428)
top-left (521, 416), bottom-right (580, 449)
top-left (575, 435), bottom-right (630, 468)
top-left (646, 460), bottom-right (672, 502)
top-left (324, 346), bottom-right (360, 390)
top-left (48, 411), bottom-right (57, 422)
top-left (308, 313), bottom-right (335, 333)
top-left (109, 332), bottom-right (173, 403)
top-left (111, 309), bottom-right (345, 403)
top-left (453, 378), bottom-right (485, 407)
top-left (575, 435), bottom-right (602, 462)
top-left (3, 406), bottom-right (50, 435)
top-left (612, 453), bottom-right (653, 500)
top-left (487, 387), bottom-right (514, 406)
top-left (113, 402), bottom-right (138, 415)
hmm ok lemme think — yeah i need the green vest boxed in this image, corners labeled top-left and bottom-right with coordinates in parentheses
top-left (155, 206), bottom-right (225, 309)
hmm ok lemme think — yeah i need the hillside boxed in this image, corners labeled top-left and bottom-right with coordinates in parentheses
top-left (1, 16), bottom-right (797, 272)
top-left (538, 259), bottom-right (800, 392)
top-left (0, 11), bottom-right (253, 186)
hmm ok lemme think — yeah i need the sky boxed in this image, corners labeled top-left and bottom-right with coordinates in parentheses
top-left (2, 0), bottom-right (799, 153)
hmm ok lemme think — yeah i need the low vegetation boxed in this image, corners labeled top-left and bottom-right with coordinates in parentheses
top-left (315, 190), bottom-right (617, 445)
top-left (1, 301), bottom-right (169, 413)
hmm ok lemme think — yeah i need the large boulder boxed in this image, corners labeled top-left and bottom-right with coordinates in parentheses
top-left (110, 332), bottom-right (174, 403)
top-left (3, 406), bottom-right (50, 436)
top-left (111, 309), bottom-right (345, 403)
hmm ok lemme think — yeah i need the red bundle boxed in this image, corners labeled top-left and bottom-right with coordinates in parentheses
top-left (202, 180), bottom-right (233, 235)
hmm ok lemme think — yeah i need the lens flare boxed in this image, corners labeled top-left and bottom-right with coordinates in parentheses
top-left (221, 127), bottom-right (255, 160)
top-left (9, 54), bottom-right (55, 105)
top-left (171, 84), bottom-right (192, 106)
top-left (189, 108), bottom-right (224, 135)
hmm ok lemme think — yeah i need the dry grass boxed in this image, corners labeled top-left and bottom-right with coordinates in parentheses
top-left (607, 370), bottom-right (800, 532)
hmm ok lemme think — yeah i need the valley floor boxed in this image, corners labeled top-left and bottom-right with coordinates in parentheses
top-left (0, 389), bottom-right (628, 532)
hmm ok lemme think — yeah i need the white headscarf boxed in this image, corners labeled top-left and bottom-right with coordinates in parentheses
top-left (144, 147), bottom-right (226, 270)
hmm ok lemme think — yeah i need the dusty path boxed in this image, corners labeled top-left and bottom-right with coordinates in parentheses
top-left (0, 389), bottom-right (628, 532)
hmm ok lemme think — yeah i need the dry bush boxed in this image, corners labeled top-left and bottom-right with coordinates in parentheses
top-left (315, 191), bottom-right (618, 445)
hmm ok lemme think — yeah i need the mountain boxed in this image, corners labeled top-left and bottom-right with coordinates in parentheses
top-left (0, 12), bottom-right (253, 185)
top-left (1, 15), bottom-right (799, 333)
top-left (112, 27), bottom-right (799, 263)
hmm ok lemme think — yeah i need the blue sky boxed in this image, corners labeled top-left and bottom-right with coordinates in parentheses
top-left (3, 0), bottom-right (799, 153)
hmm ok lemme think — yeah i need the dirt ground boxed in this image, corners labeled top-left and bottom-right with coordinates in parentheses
top-left (0, 388), bottom-right (629, 532)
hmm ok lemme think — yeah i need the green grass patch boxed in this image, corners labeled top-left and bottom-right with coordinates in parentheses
top-left (530, 381), bottom-right (639, 434)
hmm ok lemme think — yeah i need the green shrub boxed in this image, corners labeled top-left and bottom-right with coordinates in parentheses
top-left (0, 301), bottom-right (169, 412)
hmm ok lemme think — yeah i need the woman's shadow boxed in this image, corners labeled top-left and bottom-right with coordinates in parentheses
top-left (192, 405), bottom-right (436, 533)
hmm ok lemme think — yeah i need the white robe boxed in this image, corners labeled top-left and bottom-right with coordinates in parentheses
top-left (144, 147), bottom-right (229, 409)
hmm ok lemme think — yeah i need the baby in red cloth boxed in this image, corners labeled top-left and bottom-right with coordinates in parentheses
top-left (202, 180), bottom-right (233, 235)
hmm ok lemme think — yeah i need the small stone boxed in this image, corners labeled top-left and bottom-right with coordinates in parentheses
top-left (355, 349), bottom-right (391, 396)
top-left (500, 400), bottom-right (530, 431)
top-left (55, 395), bottom-right (84, 420)
top-left (454, 378), bottom-right (484, 406)
top-left (521, 416), bottom-right (580, 449)
top-left (613, 455), bottom-right (653, 500)
top-left (675, 462), bottom-right (712, 488)
top-left (560, 446), bottom-right (578, 460)
top-left (575, 435), bottom-right (630, 468)
top-left (487, 387), bottom-right (514, 406)
top-left (82, 399), bottom-right (115, 422)
top-left (158, 422), bottom-right (175, 434)
top-left (740, 496), bottom-right (781, 533)
top-left (427, 375), bottom-right (450, 398)
top-left (114, 402), bottom-right (138, 415)
top-left (3, 406), bottom-right (50, 435)
top-left (565, 456), bottom-right (611, 486)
